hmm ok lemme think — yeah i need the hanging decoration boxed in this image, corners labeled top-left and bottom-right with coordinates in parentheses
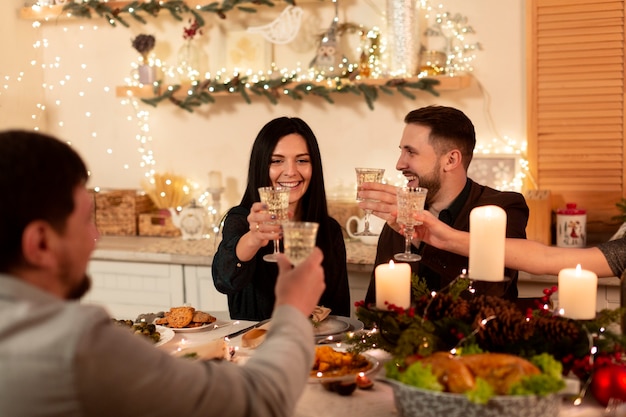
top-left (247, 5), bottom-right (304, 45)
top-left (384, 0), bottom-right (420, 76)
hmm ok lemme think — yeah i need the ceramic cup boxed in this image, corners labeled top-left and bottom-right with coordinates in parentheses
top-left (346, 215), bottom-right (384, 245)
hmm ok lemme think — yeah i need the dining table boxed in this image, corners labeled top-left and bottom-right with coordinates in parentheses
top-left (153, 313), bottom-right (624, 417)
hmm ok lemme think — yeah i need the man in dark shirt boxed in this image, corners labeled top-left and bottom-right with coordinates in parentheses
top-left (358, 106), bottom-right (529, 305)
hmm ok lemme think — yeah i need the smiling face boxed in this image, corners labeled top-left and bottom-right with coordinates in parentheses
top-left (396, 123), bottom-right (444, 205)
top-left (269, 133), bottom-right (312, 213)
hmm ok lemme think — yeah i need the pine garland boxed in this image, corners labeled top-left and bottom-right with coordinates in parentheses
top-left (351, 275), bottom-right (626, 381)
top-left (62, 0), bottom-right (294, 28)
top-left (140, 76), bottom-right (441, 112)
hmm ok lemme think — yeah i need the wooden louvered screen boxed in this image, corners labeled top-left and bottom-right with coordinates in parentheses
top-left (526, 0), bottom-right (626, 237)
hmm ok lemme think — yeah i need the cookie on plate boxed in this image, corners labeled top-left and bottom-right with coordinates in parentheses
top-left (166, 306), bottom-right (195, 328)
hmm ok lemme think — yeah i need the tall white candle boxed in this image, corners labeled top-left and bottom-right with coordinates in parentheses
top-left (469, 205), bottom-right (507, 281)
top-left (208, 171), bottom-right (223, 190)
top-left (375, 261), bottom-right (411, 309)
top-left (558, 264), bottom-right (598, 319)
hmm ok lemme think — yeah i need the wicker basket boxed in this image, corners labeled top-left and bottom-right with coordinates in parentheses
top-left (138, 211), bottom-right (181, 237)
top-left (94, 189), bottom-right (155, 236)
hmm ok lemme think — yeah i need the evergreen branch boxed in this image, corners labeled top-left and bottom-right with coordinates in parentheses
top-left (64, 0), bottom-right (287, 27)
top-left (132, 73), bottom-right (442, 112)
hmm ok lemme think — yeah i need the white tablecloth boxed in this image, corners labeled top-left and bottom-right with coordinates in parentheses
top-left (156, 317), bottom-right (621, 417)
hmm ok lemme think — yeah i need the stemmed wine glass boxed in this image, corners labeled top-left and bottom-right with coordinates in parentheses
top-left (282, 221), bottom-right (319, 266)
top-left (258, 186), bottom-right (290, 262)
top-left (355, 167), bottom-right (385, 236)
top-left (394, 186), bottom-right (428, 262)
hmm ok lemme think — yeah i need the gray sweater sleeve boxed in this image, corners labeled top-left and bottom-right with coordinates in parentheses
top-left (598, 237), bottom-right (626, 277)
top-left (76, 305), bottom-right (314, 417)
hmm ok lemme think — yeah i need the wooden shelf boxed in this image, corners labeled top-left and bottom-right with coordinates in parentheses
top-left (115, 75), bottom-right (472, 99)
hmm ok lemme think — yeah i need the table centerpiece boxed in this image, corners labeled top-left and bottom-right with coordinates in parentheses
top-left (349, 273), bottom-right (626, 416)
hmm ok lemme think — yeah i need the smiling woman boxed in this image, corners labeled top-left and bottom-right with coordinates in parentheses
top-left (211, 116), bottom-right (351, 321)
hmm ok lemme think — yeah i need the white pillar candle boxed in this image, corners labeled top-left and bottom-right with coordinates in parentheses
top-left (469, 205), bottom-right (507, 281)
top-left (208, 170), bottom-right (223, 189)
top-left (558, 264), bottom-right (598, 319)
top-left (375, 260), bottom-right (411, 309)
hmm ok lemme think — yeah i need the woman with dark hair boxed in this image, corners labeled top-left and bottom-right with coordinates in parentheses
top-left (212, 117), bottom-right (350, 321)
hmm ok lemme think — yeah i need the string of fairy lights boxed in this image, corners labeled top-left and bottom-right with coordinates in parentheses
top-left (5, 0), bottom-right (530, 193)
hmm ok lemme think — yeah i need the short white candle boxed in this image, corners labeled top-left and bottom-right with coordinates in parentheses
top-left (558, 264), bottom-right (598, 319)
top-left (469, 205), bottom-right (507, 281)
top-left (375, 261), bottom-right (411, 309)
top-left (208, 170), bottom-right (223, 189)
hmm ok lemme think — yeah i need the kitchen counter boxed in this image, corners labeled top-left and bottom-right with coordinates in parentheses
top-left (92, 235), bottom-right (378, 271)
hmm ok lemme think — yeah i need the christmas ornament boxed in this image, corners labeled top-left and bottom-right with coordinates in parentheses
top-left (309, 0), bottom-right (345, 77)
top-left (591, 364), bottom-right (626, 407)
top-left (247, 5), bottom-right (303, 45)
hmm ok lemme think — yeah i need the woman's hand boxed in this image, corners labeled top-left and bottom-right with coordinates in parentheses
top-left (246, 202), bottom-right (282, 248)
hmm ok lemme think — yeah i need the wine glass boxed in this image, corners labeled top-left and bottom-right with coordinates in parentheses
top-left (355, 167), bottom-right (385, 236)
top-left (258, 186), bottom-right (290, 262)
top-left (282, 221), bottom-right (319, 266)
top-left (394, 186), bottom-right (428, 262)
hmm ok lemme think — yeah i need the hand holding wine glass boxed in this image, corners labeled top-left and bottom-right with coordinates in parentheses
top-left (394, 187), bottom-right (428, 262)
top-left (258, 186), bottom-right (290, 262)
top-left (282, 221), bottom-right (319, 266)
top-left (355, 167), bottom-right (385, 236)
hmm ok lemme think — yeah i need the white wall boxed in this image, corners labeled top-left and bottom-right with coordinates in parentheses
top-left (1, 0), bottom-right (525, 210)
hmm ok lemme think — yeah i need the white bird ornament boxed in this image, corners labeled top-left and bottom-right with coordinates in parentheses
top-left (247, 5), bottom-right (304, 45)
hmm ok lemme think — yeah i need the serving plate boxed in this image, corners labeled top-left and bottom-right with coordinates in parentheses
top-left (309, 352), bottom-right (379, 383)
top-left (386, 379), bottom-right (560, 417)
top-left (156, 319), bottom-right (230, 333)
top-left (314, 316), bottom-right (364, 343)
top-left (154, 325), bottom-right (175, 347)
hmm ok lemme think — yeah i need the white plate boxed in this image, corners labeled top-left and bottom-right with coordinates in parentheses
top-left (314, 316), bottom-right (364, 342)
top-left (313, 316), bottom-right (351, 337)
top-left (154, 325), bottom-right (175, 347)
top-left (161, 319), bottom-right (231, 333)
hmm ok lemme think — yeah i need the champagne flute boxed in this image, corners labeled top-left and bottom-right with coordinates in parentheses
top-left (355, 167), bottom-right (385, 236)
top-left (258, 186), bottom-right (290, 262)
top-left (282, 221), bottom-right (319, 266)
top-left (394, 186), bottom-right (428, 262)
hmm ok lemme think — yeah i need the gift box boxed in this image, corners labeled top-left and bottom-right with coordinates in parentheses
top-left (94, 189), bottom-right (155, 236)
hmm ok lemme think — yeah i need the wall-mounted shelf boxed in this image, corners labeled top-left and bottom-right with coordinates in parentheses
top-left (116, 75), bottom-right (472, 99)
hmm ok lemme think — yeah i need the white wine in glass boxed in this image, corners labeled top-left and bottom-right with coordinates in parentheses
top-left (258, 186), bottom-right (290, 262)
top-left (394, 187), bottom-right (428, 262)
top-left (282, 221), bottom-right (319, 266)
top-left (355, 167), bottom-right (385, 236)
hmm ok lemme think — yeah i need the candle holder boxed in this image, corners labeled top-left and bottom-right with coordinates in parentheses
top-left (206, 186), bottom-right (225, 250)
top-left (207, 187), bottom-right (225, 219)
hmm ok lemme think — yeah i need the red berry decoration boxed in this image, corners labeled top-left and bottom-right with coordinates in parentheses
top-left (591, 364), bottom-right (626, 407)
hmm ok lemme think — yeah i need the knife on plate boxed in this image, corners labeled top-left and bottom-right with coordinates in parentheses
top-left (223, 319), bottom-right (271, 340)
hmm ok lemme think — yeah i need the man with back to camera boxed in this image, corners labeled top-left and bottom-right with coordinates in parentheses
top-left (0, 129), bottom-right (326, 417)
top-left (357, 105), bottom-right (529, 304)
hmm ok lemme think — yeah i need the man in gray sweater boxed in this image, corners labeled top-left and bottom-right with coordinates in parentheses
top-left (0, 130), bottom-right (326, 417)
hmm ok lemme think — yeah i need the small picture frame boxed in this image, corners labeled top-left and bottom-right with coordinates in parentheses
top-left (225, 30), bottom-right (272, 73)
top-left (468, 154), bottom-right (520, 192)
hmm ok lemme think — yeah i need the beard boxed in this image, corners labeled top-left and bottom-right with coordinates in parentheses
top-left (415, 164), bottom-right (442, 207)
top-left (67, 274), bottom-right (92, 300)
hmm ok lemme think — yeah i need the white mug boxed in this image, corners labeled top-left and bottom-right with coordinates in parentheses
top-left (346, 215), bottom-right (384, 245)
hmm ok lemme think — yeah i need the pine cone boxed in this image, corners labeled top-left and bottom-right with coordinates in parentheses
top-left (416, 293), bottom-right (470, 322)
top-left (468, 295), bottom-right (534, 351)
